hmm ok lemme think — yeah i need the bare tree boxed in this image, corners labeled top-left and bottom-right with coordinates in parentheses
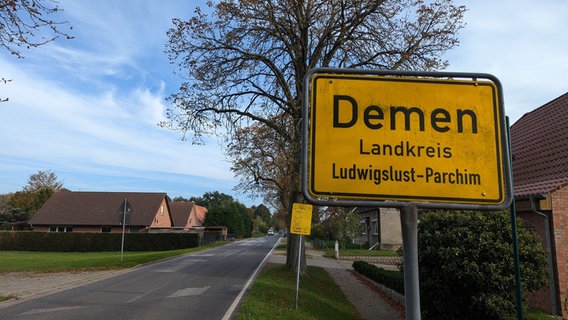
top-left (164, 0), bottom-right (466, 273)
top-left (24, 170), bottom-right (64, 192)
top-left (228, 115), bottom-right (295, 213)
top-left (0, 0), bottom-right (73, 58)
top-left (1, 0), bottom-right (73, 101)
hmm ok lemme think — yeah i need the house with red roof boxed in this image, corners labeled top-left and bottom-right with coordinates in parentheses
top-left (30, 191), bottom-right (174, 233)
top-left (169, 201), bottom-right (207, 229)
top-left (28, 191), bottom-right (228, 244)
top-left (510, 92), bottom-right (568, 317)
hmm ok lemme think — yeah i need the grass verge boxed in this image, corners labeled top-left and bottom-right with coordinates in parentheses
top-left (235, 264), bottom-right (361, 320)
top-left (0, 295), bottom-right (15, 302)
top-left (0, 242), bottom-right (227, 302)
top-left (0, 242), bottom-right (226, 274)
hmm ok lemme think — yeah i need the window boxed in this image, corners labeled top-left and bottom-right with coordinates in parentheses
top-left (371, 219), bottom-right (378, 235)
top-left (49, 226), bottom-right (73, 232)
top-left (101, 226), bottom-right (112, 233)
top-left (359, 221), bottom-right (367, 235)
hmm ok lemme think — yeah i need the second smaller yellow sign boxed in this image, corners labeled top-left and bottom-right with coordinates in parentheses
top-left (290, 203), bottom-right (313, 235)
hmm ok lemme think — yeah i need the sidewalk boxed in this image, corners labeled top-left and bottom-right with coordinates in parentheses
top-left (268, 239), bottom-right (404, 320)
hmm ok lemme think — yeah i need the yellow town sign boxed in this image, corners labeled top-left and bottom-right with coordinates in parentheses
top-left (303, 69), bottom-right (511, 208)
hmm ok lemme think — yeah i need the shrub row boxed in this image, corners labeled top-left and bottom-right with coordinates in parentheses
top-left (0, 231), bottom-right (198, 252)
top-left (311, 238), bottom-right (368, 250)
top-left (352, 260), bottom-right (404, 294)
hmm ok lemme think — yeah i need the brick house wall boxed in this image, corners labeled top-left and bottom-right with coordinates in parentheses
top-left (551, 186), bottom-right (568, 317)
top-left (356, 207), bottom-right (402, 250)
top-left (32, 225), bottom-right (148, 233)
top-left (149, 198), bottom-right (172, 229)
top-left (520, 186), bottom-right (568, 317)
top-left (380, 207), bottom-right (401, 250)
top-left (517, 209), bottom-right (556, 314)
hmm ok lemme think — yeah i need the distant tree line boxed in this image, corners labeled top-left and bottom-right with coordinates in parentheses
top-left (173, 191), bottom-right (274, 238)
top-left (0, 170), bottom-right (64, 229)
top-left (1, 171), bottom-right (273, 236)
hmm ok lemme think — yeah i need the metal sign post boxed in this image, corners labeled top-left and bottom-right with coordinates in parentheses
top-left (119, 198), bottom-right (131, 262)
top-left (290, 203), bottom-right (313, 309)
top-left (400, 203), bottom-right (420, 319)
top-left (295, 234), bottom-right (302, 309)
top-left (506, 117), bottom-right (523, 320)
top-left (120, 198), bottom-right (127, 262)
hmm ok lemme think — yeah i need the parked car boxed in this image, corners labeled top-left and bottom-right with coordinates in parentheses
top-left (267, 229), bottom-right (274, 236)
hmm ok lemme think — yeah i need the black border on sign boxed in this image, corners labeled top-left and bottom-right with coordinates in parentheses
top-left (301, 68), bottom-right (512, 210)
top-left (310, 76), bottom-right (502, 203)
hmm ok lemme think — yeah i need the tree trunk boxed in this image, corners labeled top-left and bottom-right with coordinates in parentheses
top-left (285, 191), bottom-right (307, 275)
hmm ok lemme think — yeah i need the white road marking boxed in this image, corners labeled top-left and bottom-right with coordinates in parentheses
top-left (222, 237), bottom-right (282, 320)
top-left (156, 259), bottom-right (207, 273)
top-left (20, 306), bottom-right (85, 315)
top-left (168, 286), bottom-right (210, 298)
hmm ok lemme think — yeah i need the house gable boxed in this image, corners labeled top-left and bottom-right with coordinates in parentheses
top-left (30, 191), bottom-right (172, 231)
top-left (170, 201), bottom-right (194, 228)
top-left (149, 198), bottom-right (173, 229)
top-left (170, 201), bottom-right (206, 229)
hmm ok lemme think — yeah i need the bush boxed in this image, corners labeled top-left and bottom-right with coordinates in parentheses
top-left (0, 231), bottom-right (198, 251)
top-left (257, 220), bottom-right (269, 234)
top-left (352, 260), bottom-right (404, 294)
top-left (310, 223), bottom-right (327, 240)
top-left (418, 210), bottom-right (548, 320)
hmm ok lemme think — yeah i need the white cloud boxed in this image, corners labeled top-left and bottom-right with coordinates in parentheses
top-left (0, 53), bottom-right (232, 188)
top-left (447, 0), bottom-right (568, 122)
top-left (129, 83), bottom-right (168, 126)
top-left (2, 0), bottom-right (565, 208)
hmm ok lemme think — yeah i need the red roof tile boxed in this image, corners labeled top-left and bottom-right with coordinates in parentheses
top-left (30, 191), bottom-right (169, 227)
top-left (169, 201), bottom-right (195, 227)
top-left (510, 92), bottom-right (568, 196)
top-left (194, 205), bottom-right (207, 224)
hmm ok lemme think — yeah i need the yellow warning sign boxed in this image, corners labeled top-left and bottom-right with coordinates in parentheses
top-left (290, 203), bottom-right (313, 235)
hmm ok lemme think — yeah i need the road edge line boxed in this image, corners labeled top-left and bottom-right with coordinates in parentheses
top-left (222, 236), bottom-right (282, 320)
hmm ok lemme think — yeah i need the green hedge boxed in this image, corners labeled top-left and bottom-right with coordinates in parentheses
top-left (0, 231), bottom-right (198, 252)
top-left (311, 238), bottom-right (368, 249)
top-left (352, 260), bottom-right (404, 294)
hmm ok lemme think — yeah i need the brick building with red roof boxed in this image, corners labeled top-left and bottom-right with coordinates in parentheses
top-left (30, 191), bottom-right (173, 233)
top-left (510, 92), bottom-right (568, 316)
top-left (29, 191), bottom-right (227, 244)
top-left (169, 201), bottom-right (207, 229)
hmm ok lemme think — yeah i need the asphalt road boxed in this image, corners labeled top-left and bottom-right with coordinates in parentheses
top-left (0, 235), bottom-right (281, 320)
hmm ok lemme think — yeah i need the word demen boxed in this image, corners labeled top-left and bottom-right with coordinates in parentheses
top-left (332, 95), bottom-right (478, 133)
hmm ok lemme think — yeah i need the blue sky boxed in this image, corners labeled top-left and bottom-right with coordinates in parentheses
top-left (1, 1), bottom-right (567, 206)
